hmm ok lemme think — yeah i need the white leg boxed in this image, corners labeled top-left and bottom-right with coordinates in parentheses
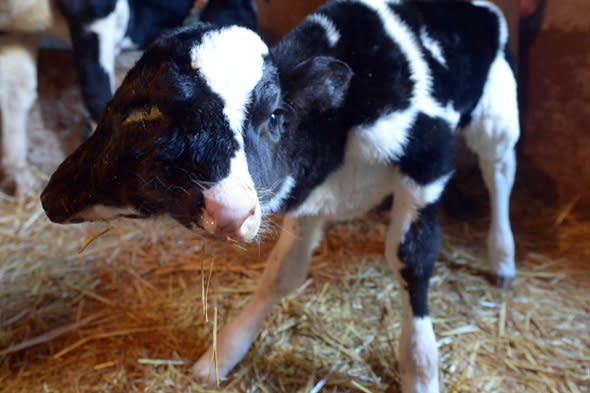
top-left (0, 35), bottom-right (38, 196)
top-left (193, 214), bottom-right (325, 386)
top-left (385, 182), bottom-right (441, 393)
top-left (463, 55), bottom-right (519, 287)
top-left (479, 150), bottom-right (516, 288)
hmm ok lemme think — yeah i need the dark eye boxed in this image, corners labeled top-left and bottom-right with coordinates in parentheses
top-left (267, 110), bottom-right (284, 142)
top-left (269, 111), bottom-right (280, 129)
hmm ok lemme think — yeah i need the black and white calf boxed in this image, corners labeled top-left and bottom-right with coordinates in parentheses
top-left (0, 0), bottom-right (256, 196)
top-left (41, 0), bottom-right (519, 391)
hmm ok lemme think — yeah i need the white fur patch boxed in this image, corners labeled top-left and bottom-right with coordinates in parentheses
top-left (262, 175), bottom-right (295, 215)
top-left (292, 162), bottom-right (396, 219)
top-left (398, 172), bottom-right (453, 209)
top-left (347, 108), bottom-right (415, 163)
top-left (306, 13), bottom-right (341, 47)
top-left (462, 56), bottom-right (519, 163)
top-left (190, 26), bottom-right (269, 145)
top-left (228, 149), bottom-right (256, 190)
top-left (87, 0), bottom-right (130, 91)
top-left (72, 205), bottom-right (141, 222)
top-left (461, 55), bottom-right (518, 280)
top-left (420, 27), bottom-right (446, 68)
top-left (399, 316), bottom-right (439, 393)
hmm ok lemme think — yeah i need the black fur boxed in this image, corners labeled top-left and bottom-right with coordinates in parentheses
top-left (199, 0), bottom-right (257, 31)
top-left (398, 202), bottom-right (440, 317)
top-left (56, 0), bottom-right (118, 23)
top-left (126, 0), bottom-right (194, 46)
top-left (396, 113), bottom-right (455, 185)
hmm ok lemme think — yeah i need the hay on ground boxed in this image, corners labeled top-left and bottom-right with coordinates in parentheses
top-left (0, 189), bottom-right (588, 393)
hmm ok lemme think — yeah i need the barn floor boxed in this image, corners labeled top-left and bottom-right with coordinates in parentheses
top-left (1, 4), bottom-right (590, 391)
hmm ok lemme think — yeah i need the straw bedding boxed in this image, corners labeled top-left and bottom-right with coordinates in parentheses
top-left (0, 182), bottom-right (588, 392)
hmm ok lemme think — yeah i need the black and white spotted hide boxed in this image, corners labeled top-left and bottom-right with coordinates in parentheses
top-left (41, 1), bottom-right (519, 392)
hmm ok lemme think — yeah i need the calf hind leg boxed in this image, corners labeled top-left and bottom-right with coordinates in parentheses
top-left (386, 178), bottom-right (447, 393)
top-left (478, 150), bottom-right (516, 288)
top-left (463, 56), bottom-right (519, 288)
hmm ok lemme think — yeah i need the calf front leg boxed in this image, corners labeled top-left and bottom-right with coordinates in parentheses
top-left (0, 35), bottom-right (38, 197)
top-left (387, 179), bottom-right (445, 393)
top-left (193, 214), bottom-right (325, 386)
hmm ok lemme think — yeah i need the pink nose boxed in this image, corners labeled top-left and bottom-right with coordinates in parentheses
top-left (201, 183), bottom-right (261, 241)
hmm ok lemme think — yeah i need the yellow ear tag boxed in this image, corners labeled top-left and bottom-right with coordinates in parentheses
top-left (123, 106), bottom-right (163, 125)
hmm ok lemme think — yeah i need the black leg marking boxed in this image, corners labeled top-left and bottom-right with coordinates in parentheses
top-left (398, 202), bottom-right (440, 318)
top-left (70, 30), bottom-right (113, 122)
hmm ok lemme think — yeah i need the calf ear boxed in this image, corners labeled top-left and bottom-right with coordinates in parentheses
top-left (286, 56), bottom-right (353, 113)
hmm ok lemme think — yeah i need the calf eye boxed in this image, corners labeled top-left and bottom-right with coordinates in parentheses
top-left (267, 110), bottom-right (284, 141)
top-left (269, 112), bottom-right (280, 128)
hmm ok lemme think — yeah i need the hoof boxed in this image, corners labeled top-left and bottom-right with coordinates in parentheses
top-left (493, 274), bottom-right (515, 290)
top-left (0, 166), bottom-right (38, 198)
top-left (192, 355), bottom-right (221, 388)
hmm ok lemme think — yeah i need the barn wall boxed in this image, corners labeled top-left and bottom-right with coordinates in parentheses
top-left (523, 0), bottom-right (590, 214)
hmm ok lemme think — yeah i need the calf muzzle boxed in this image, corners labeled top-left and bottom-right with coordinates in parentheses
top-left (201, 181), bottom-right (261, 242)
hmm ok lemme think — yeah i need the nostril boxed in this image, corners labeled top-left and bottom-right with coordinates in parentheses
top-left (246, 207), bottom-right (256, 219)
top-left (202, 196), bottom-right (259, 239)
top-left (201, 178), bottom-right (261, 240)
top-left (238, 204), bottom-right (261, 242)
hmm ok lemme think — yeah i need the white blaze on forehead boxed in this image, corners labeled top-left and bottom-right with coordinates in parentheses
top-left (190, 26), bottom-right (268, 143)
top-left (201, 148), bottom-right (261, 241)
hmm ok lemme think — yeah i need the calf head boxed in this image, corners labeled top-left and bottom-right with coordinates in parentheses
top-left (41, 24), bottom-right (352, 241)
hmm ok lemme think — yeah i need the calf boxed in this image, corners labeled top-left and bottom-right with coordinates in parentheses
top-left (0, 0), bottom-right (257, 196)
top-left (41, 1), bottom-right (519, 391)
